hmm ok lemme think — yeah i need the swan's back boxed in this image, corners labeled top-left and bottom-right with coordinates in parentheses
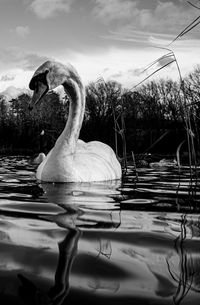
top-left (74, 141), bottom-right (122, 181)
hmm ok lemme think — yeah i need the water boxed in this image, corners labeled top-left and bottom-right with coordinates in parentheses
top-left (0, 156), bottom-right (200, 305)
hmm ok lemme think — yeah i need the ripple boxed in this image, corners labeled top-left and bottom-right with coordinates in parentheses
top-left (118, 187), bottom-right (134, 192)
top-left (0, 167), bottom-right (11, 173)
top-left (137, 176), bottom-right (159, 182)
top-left (121, 199), bottom-right (157, 205)
top-left (17, 170), bottom-right (35, 176)
top-left (136, 188), bottom-right (191, 195)
top-left (0, 199), bottom-right (64, 215)
top-left (0, 192), bottom-right (32, 199)
top-left (2, 179), bottom-right (21, 183)
top-left (0, 157), bottom-right (200, 305)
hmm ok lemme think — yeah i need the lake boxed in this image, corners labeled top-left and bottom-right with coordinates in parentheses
top-left (0, 156), bottom-right (200, 305)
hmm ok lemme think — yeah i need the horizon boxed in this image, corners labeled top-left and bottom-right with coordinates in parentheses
top-left (0, 0), bottom-right (200, 93)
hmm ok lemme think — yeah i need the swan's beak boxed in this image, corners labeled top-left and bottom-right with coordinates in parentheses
top-left (28, 83), bottom-right (48, 111)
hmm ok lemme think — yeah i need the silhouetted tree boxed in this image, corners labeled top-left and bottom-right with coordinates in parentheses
top-left (0, 67), bottom-right (199, 155)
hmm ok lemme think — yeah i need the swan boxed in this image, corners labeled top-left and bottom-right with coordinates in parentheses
top-left (149, 158), bottom-right (177, 168)
top-left (32, 152), bottom-right (46, 165)
top-left (29, 60), bottom-right (122, 182)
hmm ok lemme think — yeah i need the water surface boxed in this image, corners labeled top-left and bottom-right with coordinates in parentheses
top-left (0, 156), bottom-right (200, 305)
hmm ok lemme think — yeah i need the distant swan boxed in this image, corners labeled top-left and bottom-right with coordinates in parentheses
top-left (29, 60), bottom-right (122, 182)
top-left (149, 158), bottom-right (177, 168)
top-left (32, 152), bottom-right (46, 165)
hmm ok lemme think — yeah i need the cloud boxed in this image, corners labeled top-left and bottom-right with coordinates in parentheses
top-left (15, 26), bottom-right (30, 37)
top-left (0, 86), bottom-right (31, 101)
top-left (103, 28), bottom-right (174, 47)
top-left (0, 74), bottom-right (16, 82)
top-left (30, 0), bottom-right (73, 18)
top-left (151, 1), bottom-right (196, 33)
top-left (127, 68), bottom-right (144, 77)
top-left (93, 0), bottom-right (199, 37)
top-left (0, 48), bottom-right (52, 91)
top-left (110, 71), bottom-right (123, 78)
top-left (93, 0), bottom-right (137, 22)
top-left (22, 52), bottom-right (52, 70)
top-left (0, 47), bottom-right (51, 71)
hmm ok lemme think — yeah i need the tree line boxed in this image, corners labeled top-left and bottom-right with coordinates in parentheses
top-left (0, 66), bottom-right (199, 159)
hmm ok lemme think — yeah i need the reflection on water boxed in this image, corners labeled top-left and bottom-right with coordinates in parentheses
top-left (0, 156), bottom-right (200, 304)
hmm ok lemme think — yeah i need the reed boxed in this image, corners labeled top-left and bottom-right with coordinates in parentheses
top-left (127, 1), bottom-right (200, 188)
top-left (94, 78), bottom-right (128, 172)
top-left (167, 215), bottom-right (195, 305)
top-left (176, 140), bottom-right (186, 168)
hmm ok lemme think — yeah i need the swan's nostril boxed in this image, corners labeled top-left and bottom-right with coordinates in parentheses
top-left (28, 104), bottom-right (33, 111)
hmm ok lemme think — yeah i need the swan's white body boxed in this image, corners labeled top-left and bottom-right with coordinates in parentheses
top-left (29, 61), bottom-right (122, 182)
top-left (37, 139), bottom-right (121, 182)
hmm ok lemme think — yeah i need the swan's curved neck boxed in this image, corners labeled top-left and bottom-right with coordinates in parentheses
top-left (55, 79), bottom-right (85, 153)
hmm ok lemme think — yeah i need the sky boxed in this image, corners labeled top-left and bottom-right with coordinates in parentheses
top-left (0, 0), bottom-right (200, 93)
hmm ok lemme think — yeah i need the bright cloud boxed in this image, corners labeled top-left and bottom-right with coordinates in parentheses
top-left (0, 69), bottom-right (33, 93)
top-left (30, 0), bottom-right (73, 19)
top-left (0, 85), bottom-right (31, 101)
top-left (55, 47), bottom-right (179, 88)
top-left (0, 74), bottom-right (16, 82)
top-left (1, 41), bottom-right (200, 92)
top-left (1, 39), bottom-right (200, 93)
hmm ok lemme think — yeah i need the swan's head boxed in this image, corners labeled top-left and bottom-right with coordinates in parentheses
top-left (29, 60), bottom-right (82, 110)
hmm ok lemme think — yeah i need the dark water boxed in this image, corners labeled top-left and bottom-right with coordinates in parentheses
top-left (0, 156), bottom-right (200, 305)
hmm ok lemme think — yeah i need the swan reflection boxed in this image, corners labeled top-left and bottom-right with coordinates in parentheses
top-left (17, 180), bottom-right (121, 304)
top-left (40, 181), bottom-right (121, 230)
top-left (18, 227), bottom-right (80, 305)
